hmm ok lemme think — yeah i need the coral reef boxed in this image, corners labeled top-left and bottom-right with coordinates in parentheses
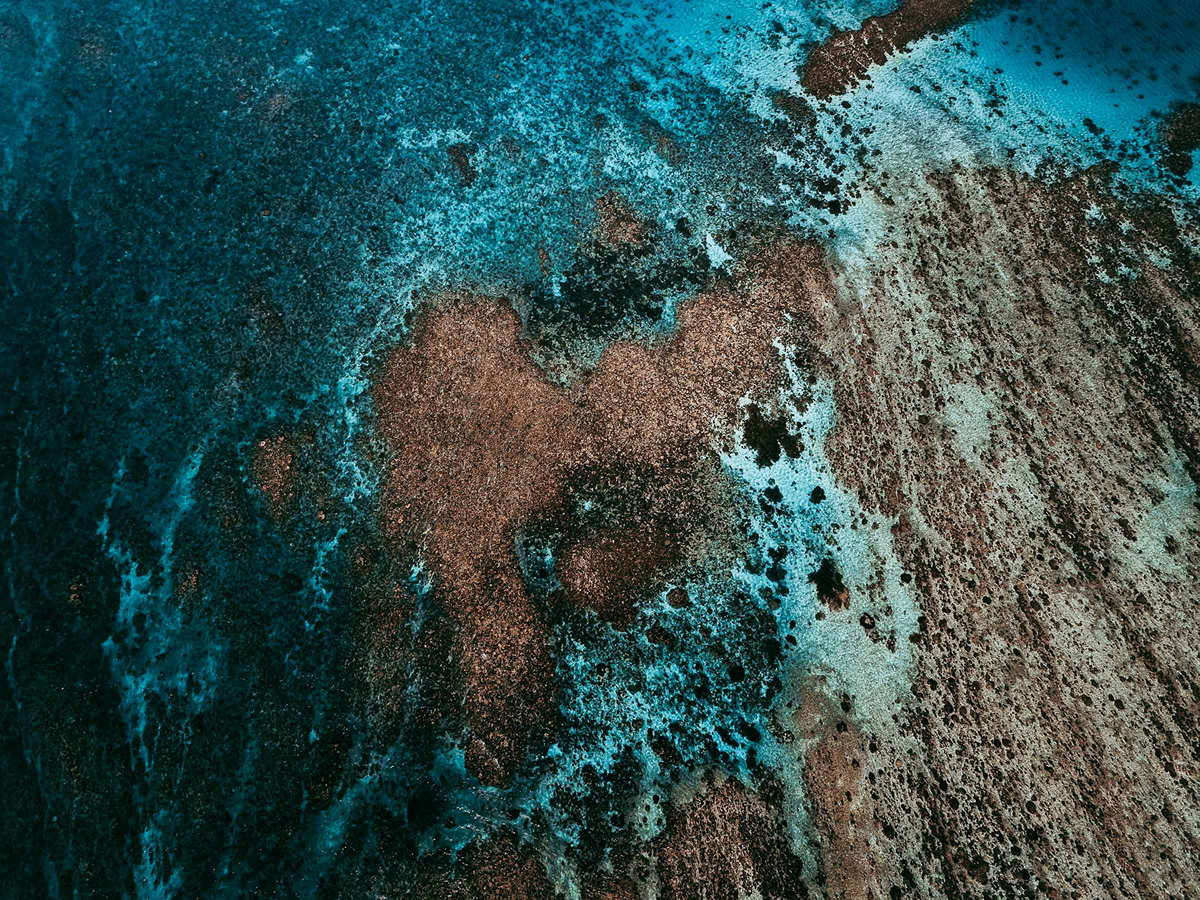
top-left (2, 0), bottom-right (1198, 897)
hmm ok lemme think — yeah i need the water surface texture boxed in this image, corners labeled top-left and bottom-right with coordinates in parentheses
top-left (3, 0), bottom-right (1200, 897)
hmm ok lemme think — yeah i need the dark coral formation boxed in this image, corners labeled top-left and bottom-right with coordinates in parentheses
top-left (802, 0), bottom-right (978, 99)
top-left (1162, 102), bottom-right (1200, 176)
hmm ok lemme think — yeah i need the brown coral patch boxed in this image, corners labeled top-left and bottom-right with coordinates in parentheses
top-left (454, 573), bottom-right (555, 786)
top-left (557, 524), bottom-right (675, 628)
top-left (581, 872), bottom-right (638, 900)
top-left (374, 296), bottom-right (578, 782)
top-left (251, 432), bottom-right (297, 518)
top-left (414, 833), bottom-right (553, 900)
top-left (654, 775), bottom-right (806, 900)
top-left (801, 0), bottom-right (977, 100)
top-left (555, 455), bottom-right (747, 627)
top-left (582, 239), bottom-right (824, 466)
top-left (373, 241), bottom-right (835, 783)
top-left (801, 709), bottom-right (881, 898)
top-left (593, 190), bottom-right (650, 250)
top-left (374, 297), bottom-right (579, 582)
top-left (462, 833), bottom-right (554, 900)
top-left (174, 567), bottom-right (200, 599)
